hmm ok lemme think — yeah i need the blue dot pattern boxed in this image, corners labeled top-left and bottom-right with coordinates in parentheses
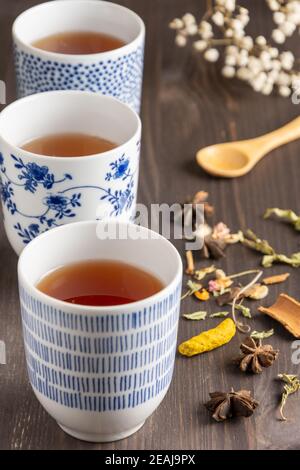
top-left (14, 43), bottom-right (144, 113)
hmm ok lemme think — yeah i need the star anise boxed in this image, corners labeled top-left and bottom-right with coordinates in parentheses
top-left (235, 336), bottom-right (279, 374)
top-left (205, 389), bottom-right (259, 422)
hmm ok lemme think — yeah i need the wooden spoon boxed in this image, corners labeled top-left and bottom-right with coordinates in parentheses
top-left (196, 116), bottom-right (300, 178)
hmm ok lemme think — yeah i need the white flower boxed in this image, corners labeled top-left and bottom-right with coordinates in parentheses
top-left (280, 21), bottom-right (296, 36)
top-left (233, 29), bottom-right (245, 39)
top-left (199, 21), bottom-right (212, 31)
top-left (267, 0), bottom-right (280, 11)
top-left (212, 11), bottom-right (224, 27)
top-left (169, 18), bottom-right (184, 30)
top-left (272, 28), bottom-right (286, 43)
top-left (256, 35), bottom-right (267, 46)
top-left (237, 67), bottom-right (252, 81)
top-left (226, 45), bottom-right (239, 56)
top-left (237, 52), bottom-right (249, 67)
top-left (239, 7), bottom-right (249, 16)
top-left (200, 29), bottom-right (213, 40)
top-left (279, 85), bottom-right (291, 97)
top-left (268, 69), bottom-right (279, 81)
top-left (260, 50), bottom-right (271, 63)
top-left (248, 56), bottom-right (263, 74)
top-left (193, 40), bottom-right (208, 51)
top-left (286, 12), bottom-right (300, 24)
top-left (225, 54), bottom-right (237, 66)
top-left (269, 47), bottom-right (279, 58)
top-left (225, 28), bottom-right (234, 38)
top-left (204, 48), bottom-right (220, 62)
top-left (240, 36), bottom-right (254, 50)
top-left (182, 13), bottom-right (196, 25)
top-left (280, 51), bottom-right (295, 70)
top-left (175, 34), bottom-right (187, 47)
top-left (277, 71), bottom-right (291, 86)
top-left (216, 0), bottom-right (226, 5)
top-left (271, 59), bottom-right (281, 71)
top-left (273, 11), bottom-right (286, 25)
top-left (186, 23), bottom-right (198, 35)
top-left (231, 19), bottom-right (243, 31)
top-left (225, 0), bottom-right (236, 12)
top-left (222, 65), bottom-right (235, 78)
top-left (262, 82), bottom-right (273, 95)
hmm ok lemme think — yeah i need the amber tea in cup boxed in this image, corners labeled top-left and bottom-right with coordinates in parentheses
top-left (32, 31), bottom-right (125, 54)
top-left (21, 133), bottom-right (117, 157)
top-left (36, 259), bottom-right (164, 306)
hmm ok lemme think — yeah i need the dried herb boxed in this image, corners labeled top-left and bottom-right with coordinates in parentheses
top-left (205, 389), bottom-right (259, 422)
top-left (181, 280), bottom-right (202, 300)
top-left (262, 252), bottom-right (300, 268)
top-left (232, 303), bottom-right (252, 318)
top-left (242, 229), bottom-right (275, 255)
top-left (242, 229), bottom-right (300, 268)
top-left (243, 283), bottom-right (269, 300)
top-left (178, 318), bottom-right (236, 357)
top-left (278, 374), bottom-right (300, 421)
top-left (250, 329), bottom-right (274, 340)
top-left (209, 311), bottom-right (229, 318)
top-left (183, 311), bottom-right (207, 321)
top-left (262, 273), bottom-right (290, 285)
top-left (216, 287), bottom-right (241, 306)
top-left (264, 208), bottom-right (300, 231)
top-left (259, 294), bottom-right (300, 338)
top-left (231, 270), bottom-right (263, 333)
top-left (194, 264), bottom-right (216, 281)
top-left (185, 250), bottom-right (195, 274)
top-left (192, 190), bottom-right (214, 217)
top-left (235, 336), bottom-right (279, 374)
top-left (204, 236), bottom-right (227, 259)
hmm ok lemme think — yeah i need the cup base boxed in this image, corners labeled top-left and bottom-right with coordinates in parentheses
top-left (58, 421), bottom-right (146, 443)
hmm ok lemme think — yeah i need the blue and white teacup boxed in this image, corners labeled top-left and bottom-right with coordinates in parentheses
top-left (13, 0), bottom-right (145, 113)
top-left (0, 90), bottom-right (141, 255)
top-left (18, 220), bottom-right (183, 442)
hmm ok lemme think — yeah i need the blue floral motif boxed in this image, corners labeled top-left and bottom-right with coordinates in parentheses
top-left (14, 222), bottom-right (41, 244)
top-left (105, 155), bottom-right (131, 181)
top-left (0, 153), bottom-right (136, 245)
top-left (11, 155), bottom-right (72, 193)
top-left (101, 180), bottom-right (134, 216)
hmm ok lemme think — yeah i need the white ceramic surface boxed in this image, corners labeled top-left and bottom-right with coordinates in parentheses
top-left (13, 0), bottom-right (145, 113)
top-left (18, 221), bottom-right (183, 442)
top-left (0, 91), bottom-right (141, 255)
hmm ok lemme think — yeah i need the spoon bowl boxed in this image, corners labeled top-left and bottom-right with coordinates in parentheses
top-left (196, 116), bottom-right (300, 178)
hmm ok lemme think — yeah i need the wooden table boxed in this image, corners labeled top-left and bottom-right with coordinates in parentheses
top-left (0, 0), bottom-right (300, 450)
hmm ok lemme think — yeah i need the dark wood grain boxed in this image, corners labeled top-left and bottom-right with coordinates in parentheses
top-left (0, 0), bottom-right (300, 450)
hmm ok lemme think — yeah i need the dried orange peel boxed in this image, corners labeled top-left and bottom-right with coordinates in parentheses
top-left (262, 273), bottom-right (290, 285)
top-left (259, 293), bottom-right (300, 338)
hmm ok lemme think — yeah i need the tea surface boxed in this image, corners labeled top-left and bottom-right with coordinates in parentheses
top-left (32, 31), bottom-right (125, 54)
top-left (36, 260), bottom-right (164, 307)
top-left (21, 133), bottom-right (117, 157)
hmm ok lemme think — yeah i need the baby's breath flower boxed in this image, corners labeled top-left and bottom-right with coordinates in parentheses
top-left (175, 34), bottom-right (187, 47)
top-left (280, 21), bottom-right (296, 37)
top-left (186, 23), bottom-right (198, 35)
top-left (204, 48), bottom-right (220, 62)
top-left (268, 0), bottom-right (280, 11)
top-left (193, 40), bottom-right (207, 52)
top-left (169, 18), bottom-right (184, 30)
top-left (212, 11), bottom-right (225, 27)
top-left (272, 28), bottom-right (286, 44)
top-left (225, 0), bottom-right (236, 12)
top-left (183, 13), bottom-right (196, 25)
top-left (279, 85), bottom-right (291, 96)
top-left (256, 35), bottom-right (267, 46)
top-left (225, 54), bottom-right (237, 66)
top-left (222, 65), bottom-right (236, 78)
top-left (273, 11), bottom-right (286, 25)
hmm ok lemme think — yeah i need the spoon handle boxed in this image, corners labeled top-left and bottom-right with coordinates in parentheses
top-left (252, 116), bottom-right (300, 158)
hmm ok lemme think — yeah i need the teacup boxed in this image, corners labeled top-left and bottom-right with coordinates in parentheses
top-left (18, 220), bottom-right (182, 442)
top-left (13, 0), bottom-right (145, 113)
top-left (0, 90), bottom-right (141, 255)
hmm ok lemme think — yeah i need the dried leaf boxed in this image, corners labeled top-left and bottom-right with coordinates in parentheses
top-left (183, 311), bottom-right (207, 321)
top-left (278, 374), bottom-right (300, 421)
top-left (244, 284), bottom-right (269, 300)
top-left (259, 294), bottom-right (300, 338)
top-left (264, 208), bottom-right (300, 231)
top-left (243, 229), bottom-right (275, 255)
top-left (250, 329), bottom-right (274, 340)
top-left (194, 265), bottom-right (216, 281)
top-left (262, 252), bottom-right (300, 268)
top-left (263, 273), bottom-right (290, 285)
top-left (224, 230), bottom-right (244, 244)
top-left (209, 311), bottom-right (229, 318)
top-left (233, 303), bottom-right (252, 318)
top-left (181, 280), bottom-right (202, 300)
